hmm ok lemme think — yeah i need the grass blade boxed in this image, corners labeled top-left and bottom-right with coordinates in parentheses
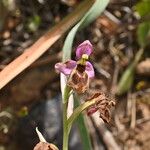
top-left (117, 48), bottom-right (144, 95)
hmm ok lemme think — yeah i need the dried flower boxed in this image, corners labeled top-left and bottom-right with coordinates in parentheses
top-left (55, 40), bottom-right (94, 93)
top-left (87, 92), bottom-right (115, 123)
top-left (33, 142), bottom-right (58, 150)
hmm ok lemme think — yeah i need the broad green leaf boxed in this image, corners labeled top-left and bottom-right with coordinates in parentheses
top-left (117, 49), bottom-right (144, 95)
top-left (137, 22), bottom-right (150, 47)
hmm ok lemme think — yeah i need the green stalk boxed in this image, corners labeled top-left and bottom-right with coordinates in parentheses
top-left (62, 86), bottom-right (71, 150)
top-left (63, 102), bottom-right (69, 150)
top-left (67, 99), bottom-right (96, 133)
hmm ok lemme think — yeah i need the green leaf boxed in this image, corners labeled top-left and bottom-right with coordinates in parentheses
top-left (67, 97), bottom-right (96, 132)
top-left (117, 49), bottom-right (144, 95)
top-left (117, 64), bottom-right (134, 95)
top-left (137, 22), bottom-right (150, 47)
top-left (74, 95), bottom-right (92, 150)
top-left (135, 0), bottom-right (150, 47)
top-left (135, 0), bottom-right (150, 17)
top-left (62, 0), bottom-right (109, 61)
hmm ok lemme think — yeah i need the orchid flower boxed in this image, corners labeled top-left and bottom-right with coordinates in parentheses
top-left (55, 40), bottom-right (95, 93)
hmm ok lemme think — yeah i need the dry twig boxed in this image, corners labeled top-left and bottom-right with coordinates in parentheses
top-left (92, 113), bottom-right (121, 150)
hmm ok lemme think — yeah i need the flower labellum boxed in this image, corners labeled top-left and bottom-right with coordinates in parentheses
top-left (55, 40), bottom-right (94, 93)
top-left (67, 64), bottom-right (89, 93)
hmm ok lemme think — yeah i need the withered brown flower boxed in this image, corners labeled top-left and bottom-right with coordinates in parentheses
top-left (87, 92), bottom-right (115, 123)
top-left (33, 142), bottom-right (58, 150)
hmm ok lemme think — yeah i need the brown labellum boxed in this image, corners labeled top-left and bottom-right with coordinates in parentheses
top-left (87, 92), bottom-right (115, 123)
top-left (33, 142), bottom-right (58, 150)
top-left (67, 64), bottom-right (89, 93)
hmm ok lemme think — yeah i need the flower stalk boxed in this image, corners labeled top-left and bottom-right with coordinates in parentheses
top-left (59, 41), bottom-right (94, 150)
top-left (62, 85), bottom-right (71, 150)
top-left (56, 40), bottom-right (115, 150)
top-left (67, 97), bottom-right (96, 133)
top-left (63, 101), bottom-right (69, 150)
top-left (62, 89), bottom-right (97, 150)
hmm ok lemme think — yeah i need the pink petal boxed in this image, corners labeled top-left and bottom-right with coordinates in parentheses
top-left (87, 106), bottom-right (98, 115)
top-left (55, 60), bottom-right (77, 75)
top-left (85, 61), bottom-right (95, 78)
top-left (76, 40), bottom-right (93, 60)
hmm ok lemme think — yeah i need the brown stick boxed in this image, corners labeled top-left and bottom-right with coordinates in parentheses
top-left (0, 0), bottom-right (94, 90)
top-left (92, 113), bottom-right (121, 150)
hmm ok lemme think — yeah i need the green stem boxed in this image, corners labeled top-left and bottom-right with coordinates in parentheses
top-left (67, 98), bottom-right (96, 133)
top-left (62, 86), bottom-right (71, 150)
top-left (63, 102), bottom-right (69, 150)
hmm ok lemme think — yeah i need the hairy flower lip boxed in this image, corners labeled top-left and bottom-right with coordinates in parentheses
top-left (67, 67), bottom-right (89, 93)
